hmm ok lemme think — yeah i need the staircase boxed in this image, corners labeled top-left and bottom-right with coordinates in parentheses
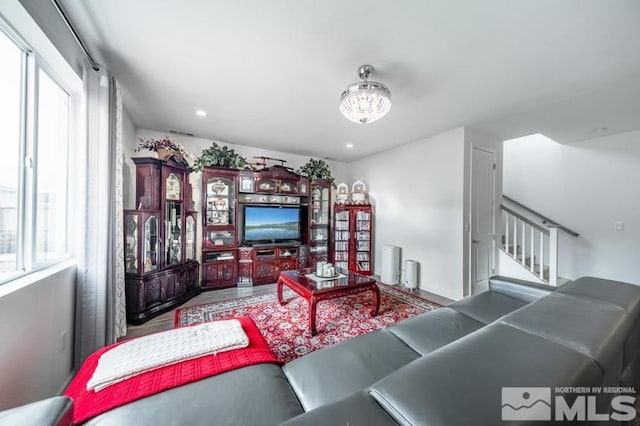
top-left (500, 196), bottom-right (579, 286)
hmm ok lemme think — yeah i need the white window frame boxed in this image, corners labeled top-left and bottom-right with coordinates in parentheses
top-left (0, 5), bottom-right (82, 286)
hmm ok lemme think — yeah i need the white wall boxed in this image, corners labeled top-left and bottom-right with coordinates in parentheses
top-left (503, 131), bottom-right (640, 284)
top-left (0, 262), bottom-right (76, 410)
top-left (122, 108), bottom-right (137, 209)
top-left (347, 128), bottom-right (466, 300)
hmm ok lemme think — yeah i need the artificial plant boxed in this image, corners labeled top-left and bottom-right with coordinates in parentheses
top-left (191, 141), bottom-right (249, 172)
top-left (297, 158), bottom-right (336, 188)
top-left (135, 136), bottom-right (191, 159)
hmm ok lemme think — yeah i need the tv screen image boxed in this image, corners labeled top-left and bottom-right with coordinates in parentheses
top-left (243, 206), bottom-right (301, 242)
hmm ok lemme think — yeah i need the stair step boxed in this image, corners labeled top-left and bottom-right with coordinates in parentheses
top-left (501, 246), bottom-right (550, 281)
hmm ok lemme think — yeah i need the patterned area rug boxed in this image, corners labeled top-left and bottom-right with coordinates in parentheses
top-left (175, 285), bottom-right (441, 363)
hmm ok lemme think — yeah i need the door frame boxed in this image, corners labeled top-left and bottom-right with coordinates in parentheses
top-left (468, 145), bottom-right (497, 296)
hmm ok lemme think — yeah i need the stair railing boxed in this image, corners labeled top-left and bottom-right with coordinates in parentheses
top-left (501, 196), bottom-right (579, 286)
top-left (501, 205), bottom-right (559, 285)
top-left (503, 195), bottom-right (580, 237)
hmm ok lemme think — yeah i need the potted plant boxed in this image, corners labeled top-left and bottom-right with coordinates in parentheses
top-left (297, 158), bottom-right (336, 188)
top-left (135, 136), bottom-right (191, 162)
top-left (191, 141), bottom-right (249, 172)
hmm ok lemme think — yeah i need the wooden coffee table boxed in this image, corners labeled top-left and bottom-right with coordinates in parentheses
top-left (277, 268), bottom-right (380, 335)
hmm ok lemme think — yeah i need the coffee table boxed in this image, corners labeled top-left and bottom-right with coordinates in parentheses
top-left (277, 268), bottom-right (380, 335)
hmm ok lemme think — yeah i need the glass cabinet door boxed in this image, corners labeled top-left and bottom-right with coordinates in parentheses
top-left (206, 178), bottom-right (235, 226)
top-left (185, 214), bottom-right (196, 261)
top-left (143, 215), bottom-right (159, 272)
top-left (311, 186), bottom-right (330, 225)
top-left (166, 201), bottom-right (183, 266)
top-left (203, 230), bottom-right (235, 248)
top-left (124, 210), bottom-right (161, 276)
top-left (311, 227), bottom-right (328, 243)
top-left (308, 179), bottom-right (332, 269)
top-left (125, 214), bottom-right (139, 274)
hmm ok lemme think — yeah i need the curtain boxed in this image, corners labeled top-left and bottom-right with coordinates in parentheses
top-left (108, 78), bottom-right (127, 340)
top-left (74, 66), bottom-right (125, 366)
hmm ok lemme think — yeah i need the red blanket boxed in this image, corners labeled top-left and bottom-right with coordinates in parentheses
top-left (65, 316), bottom-right (280, 424)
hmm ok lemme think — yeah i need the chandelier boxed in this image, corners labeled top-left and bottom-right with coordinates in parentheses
top-left (339, 64), bottom-right (391, 124)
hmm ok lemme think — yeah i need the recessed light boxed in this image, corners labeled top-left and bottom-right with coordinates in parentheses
top-left (195, 110), bottom-right (207, 117)
top-left (346, 143), bottom-right (354, 148)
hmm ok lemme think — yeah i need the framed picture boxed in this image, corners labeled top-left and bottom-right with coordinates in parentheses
top-left (239, 174), bottom-right (255, 193)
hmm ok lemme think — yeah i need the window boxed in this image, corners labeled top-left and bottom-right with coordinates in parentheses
top-left (0, 28), bottom-right (23, 276)
top-left (0, 24), bottom-right (74, 282)
top-left (36, 70), bottom-right (69, 262)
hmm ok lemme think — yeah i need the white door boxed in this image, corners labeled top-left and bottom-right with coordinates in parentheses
top-left (471, 147), bottom-right (496, 294)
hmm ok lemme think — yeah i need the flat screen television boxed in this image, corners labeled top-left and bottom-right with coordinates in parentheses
top-left (242, 206), bottom-right (301, 244)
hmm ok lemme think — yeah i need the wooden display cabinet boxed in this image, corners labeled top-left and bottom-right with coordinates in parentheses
top-left (125, 156), bottom-right (200, 324)
top-left (201, 168), bottom-right (239, 289)
top-left (307, 179), bottom-right (332, 269)
top-left (333, 203), bottom-right (373, 275)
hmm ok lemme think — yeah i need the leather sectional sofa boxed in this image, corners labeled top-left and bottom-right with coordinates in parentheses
top-left (2, 275), bottom-right (639, 425)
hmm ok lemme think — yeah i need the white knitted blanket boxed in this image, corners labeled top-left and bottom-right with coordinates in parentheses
top-left (87, 319), bottom-right (249, 391)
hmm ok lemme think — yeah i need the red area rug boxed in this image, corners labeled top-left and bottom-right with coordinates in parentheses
top-left (175, 285), bottom-right (441, 363)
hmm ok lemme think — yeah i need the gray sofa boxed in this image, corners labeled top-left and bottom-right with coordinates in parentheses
top-left (2, 275), bottom-right (639, 425)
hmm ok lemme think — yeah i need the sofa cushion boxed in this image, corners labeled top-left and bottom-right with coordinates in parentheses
top-left (499, 292), bottom-right (631, 371)
top-left (558, 277), bottom-right (640, 371)
top-left (447, 290), bottom-right (527, 324)
top-left (280, 391), bottom-right (397, 426)
top-left (282, 328), bottom-right (419, 411)
top-left (489, 274), bottom-right (554, 303)
top-left (85, 363), bottom-right (302, 426)
top-left (556, 276), bottom-right (640, 316)
top-left (0, 396), bottom-right (73, 426)
top-left (368, 324), bottom-right (602, 426)
top-left (387, 307), bottom-right (484, 355)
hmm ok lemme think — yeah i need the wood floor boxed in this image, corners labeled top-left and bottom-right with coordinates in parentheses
top-left (123, 283), bottom-right (452, 341)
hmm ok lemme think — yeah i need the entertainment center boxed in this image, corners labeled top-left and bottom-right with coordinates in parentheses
top-left (124, 158), bottom-right (336, 323)
top-left (201, 164), bottom-right (332, 290)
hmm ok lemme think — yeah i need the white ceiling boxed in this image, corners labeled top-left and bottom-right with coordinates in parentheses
top-left (59, 0), bottom-right (640, 161)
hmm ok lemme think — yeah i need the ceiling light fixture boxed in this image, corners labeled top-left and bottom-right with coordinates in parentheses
top-left (195, 110), bottom-right (207, 117)
top-left (339, 64), bottom-right (391, 124)
top-left (346, 143), bottom-right (354, 148)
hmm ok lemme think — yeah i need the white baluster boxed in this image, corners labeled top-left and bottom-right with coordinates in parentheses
top-left (505, 211), bottom-right (510, 253)
top-left (539, 230), bottom-right (545, 281)
top-left (513, 216), bottom-right (518, 259)
top-left (549, 226), bottom-right (558, 286)
top-left (521, 222), bottom-right (526, 266)
top-left (530, 226), bottom-right (535, 273)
